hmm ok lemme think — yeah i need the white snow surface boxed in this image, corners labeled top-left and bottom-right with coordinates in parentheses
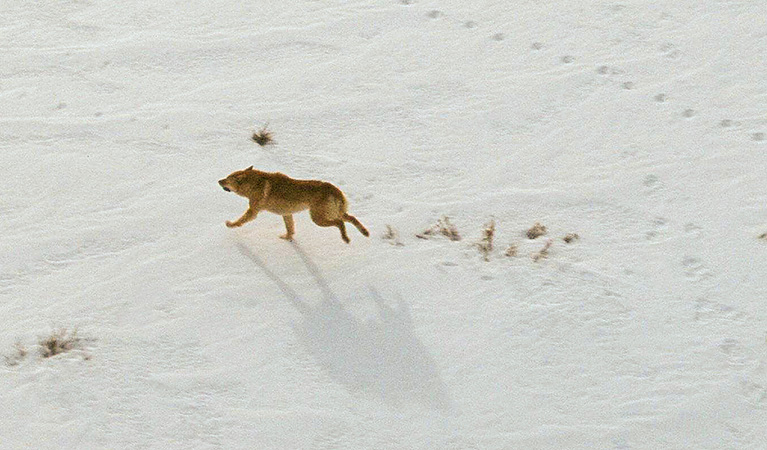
top-left (1, 1), bottom-right (767, 448)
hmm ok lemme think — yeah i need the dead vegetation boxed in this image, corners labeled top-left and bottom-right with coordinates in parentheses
top-left (563, 233), bottom-right (580, 243)
top-left (251, 124), bottom-right (274, 146)
top-left (382, 225), bottom-right (404, 246)
top-left (39, 328), bottom-right (83, 358)
top-left (532, 240), bottom-right (553, 262)
top-left (527, 222), bottom-right (547, 239)
top-left (4, 341), bottom-right (27, 367)
top-left (475, 219), bottom-right (495, 261)
top-left (759, 232), bottom-right (767, 241)
top-left (416, 216), bottom-right (461, 241)
top-left (505, 244), bottom-right (518, 257)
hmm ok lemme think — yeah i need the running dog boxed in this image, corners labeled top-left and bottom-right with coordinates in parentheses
top-left (219, 166), bottom-right (369, 243)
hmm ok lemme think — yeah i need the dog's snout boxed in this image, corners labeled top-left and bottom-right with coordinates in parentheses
top-left (218, 179), bottom-right (225, 186)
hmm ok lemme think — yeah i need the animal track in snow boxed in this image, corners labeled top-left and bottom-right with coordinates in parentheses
top-left (596, 65), bottom-right (623, 75)
top-left (752, 132), bottom-right (765, 141)
top-left (660, 42), bottom-right (681, 59)
top-left (683, 223), bottom-right (702, 236)
top-left (718, 338), bottom-right (739, 355)
top-left (693, 298), bottom-right (746, 324)
top-left (560, 55), bottom-right (574, 64)
top-left (682, 109), bottom-right (695, 118)
top-left (654, 93), bottom-right (667, 102)
top-left (463, 21), bottom-right (477, 29)
top-left (642, 174), bottom-right (662, 194)
top-left (645, 217), bottom-right (669, 242)
top-left (492, 33), bottom-right (505, 41)
top-left (531, 42), bottom-right (544, 50)
top-left (681, 256), bottom-right (711, 281)
top-left (427, 10), bottom-right (442, 19)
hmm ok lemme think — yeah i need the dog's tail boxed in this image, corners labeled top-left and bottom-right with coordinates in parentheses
top-left (343, 213), bottom-right (369, 237)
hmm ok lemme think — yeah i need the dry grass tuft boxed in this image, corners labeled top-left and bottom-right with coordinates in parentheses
top-left (527, 222), bottom-right (547, 239)
top-left (39, 329), bottom-right (82, 358)
top-left (4, 341), bottom-right (27, 367)
top-left (382, 225), bottom-right (404, 246)
top-left (416, 216), bottom-right (461, 241)
top-left (505, 244), bottom-right (518, 257)
top-left (563, 233), bottom-right (580, 243)
top-left (532, 240), bottom-right (552, 262)
top-left (759, 232), bottom-right (767, 241)
top-left (476, 219), bottom-right (496, 261)
top-left (251, 124), bottom-right (274, 146)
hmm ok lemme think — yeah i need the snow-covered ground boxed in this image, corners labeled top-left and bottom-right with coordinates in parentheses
top-left (1, 1), bottom-right (766, 448)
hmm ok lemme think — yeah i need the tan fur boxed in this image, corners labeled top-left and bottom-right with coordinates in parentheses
top-left (219, 166), bottom-right (369, 243)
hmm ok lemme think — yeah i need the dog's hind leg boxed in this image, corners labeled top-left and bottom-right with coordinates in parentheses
top-left (281, 215), bottom-right (295, 241)
top-left (311, 210), bottom-right (350, 243)
top-left (343, 213), bottom-right (369, 237)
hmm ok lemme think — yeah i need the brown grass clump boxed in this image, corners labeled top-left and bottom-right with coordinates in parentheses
top-left (476, 219), bottom-right (495, 261)
top-left (527, 222), bottom-right (547, 239)
top-left (416, 216), bottom-right (461, 241)
top-left (251, 124), bottom-right (274, 146)
top-left (505, 244), bottom-right (518, 257)
top-left (4, 341), bottom-right (27, 367)
top-left (39, 329), bottom-right (82, 358)
top-left (532, 240), bottom-right (552, 262)
top-left (759, 233), bottom-right (767, 241)
top-left (563, 233), bottom-right (580, 243)
top-left (382, 225), bottom-right (404, 246)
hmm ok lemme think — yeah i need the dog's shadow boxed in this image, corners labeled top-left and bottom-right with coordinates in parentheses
top-left (235, 239), bottom-right (451, 410)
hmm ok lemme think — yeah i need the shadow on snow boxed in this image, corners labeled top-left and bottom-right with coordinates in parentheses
top-left (235, 238), bottom-right (451, 411)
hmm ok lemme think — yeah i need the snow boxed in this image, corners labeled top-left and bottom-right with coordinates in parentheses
top-left (1, 0), bottom-right (766, 448)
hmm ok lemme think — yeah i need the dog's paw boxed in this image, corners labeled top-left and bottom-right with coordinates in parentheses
top-left (279, 234), bottom-right (294, 241)
top-left (226, 220), bottom-right (240, 228)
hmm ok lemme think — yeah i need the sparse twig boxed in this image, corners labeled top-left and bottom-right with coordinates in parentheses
top-left (527, 222), bottom-right (547, 239)
top-left (4, 341), bottom-right (27, 367)
top-left (532, 240), bottom-right (552, 262)
top-left (563, 233), bottom-right (580, 243)
top-left (382, 225), bottom-right (404, 246)
top-left (39, 328), bottom-right (82, 358)
top-left (416, 216), bottom-right (461, 241)
top-left (251, 124), bottom-right (274, 146)
top-left (476, 219), bottom-right (495, 261)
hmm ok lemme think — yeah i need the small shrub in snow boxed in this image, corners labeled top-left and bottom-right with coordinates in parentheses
top-left (416, 216), bottom-right (461, 241)
top-left (563, 233), bottom-right (580, 243)
top-left (527, 222), bottom-right (547, 239)
top-left (251, 124), bottom-right (274, 146)
top-left (505, 244), bottom-right (518, 257)
top-left (532, 240), bottom-right (552, 262)
top-left (382, 225), bottom-right (404, 246)
top-left (39, 329), bottom-right (82, 358)
top-left (476, 219), bottom-right (495, 261)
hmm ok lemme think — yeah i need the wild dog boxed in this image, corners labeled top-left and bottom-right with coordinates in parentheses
top-left (219, 166), bottom-right (369, 243)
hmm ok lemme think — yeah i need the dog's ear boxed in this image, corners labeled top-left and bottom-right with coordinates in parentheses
top-left (246, 165), bottom-right (254, 171)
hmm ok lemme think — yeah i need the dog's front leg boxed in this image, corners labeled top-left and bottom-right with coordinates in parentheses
top-left (226, 207), bottom-right (257, 228)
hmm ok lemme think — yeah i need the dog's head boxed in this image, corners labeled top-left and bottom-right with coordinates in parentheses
top-left (218, 166), bottom-right (254, 196)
